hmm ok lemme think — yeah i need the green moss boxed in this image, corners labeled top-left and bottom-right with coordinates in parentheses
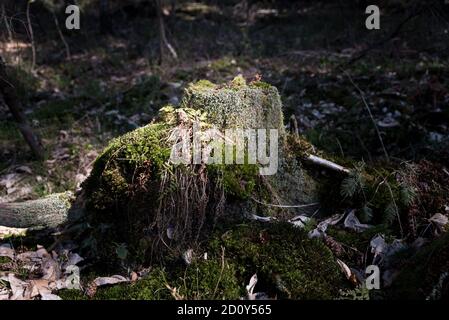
top-left (181, 77), bottom-right (284, 133)
top-left (230, 74), bottom-right (246, 88)
top-left (177, 259), bottom-right (242, 299)
top-left (188, 79), bottom-right (217, 91)
top-left (327, 224), bottom-right (392, 252)
top-left (208, 222), bottom-right (344, 299)
top-left (87, 122), bottom-right (170, 189)
top-left (83, 122), bottom-right (172, 264)
top-left (94, 269), bottom-right (172, 300)
top-left (58, 289), bottom-right (88, 300)
top-left (0, 256), bottom-right (11, 264)
top-left (59, 262), bottom-right (240, 300)
top-left (215, 163), bottom-right (259, 199)
top-left (249, 81), bottom-right (273, 90)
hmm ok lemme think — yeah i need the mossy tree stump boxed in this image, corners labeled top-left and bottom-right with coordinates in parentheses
top-left (79, 76), bottom-right (321, 263)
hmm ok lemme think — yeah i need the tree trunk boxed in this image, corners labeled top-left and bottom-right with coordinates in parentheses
top-left (0, 192), bottom-right (79, 229)
top-left (0, 55), bottom-right (45, 159)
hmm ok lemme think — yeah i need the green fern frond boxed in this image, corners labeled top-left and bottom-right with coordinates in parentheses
top-left (400, 185), bottom-right (416, 206)
top-left (383, 201), bottom-right (398, 225)
top-left (340, 162), bottom-right (366, 198)
top-left (360, 205), bottom-right (373, 223)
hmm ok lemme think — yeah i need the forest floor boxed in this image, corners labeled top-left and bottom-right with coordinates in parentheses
top-left (1, 1), bottom-right (449, 300)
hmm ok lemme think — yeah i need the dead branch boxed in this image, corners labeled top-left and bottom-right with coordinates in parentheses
top-left (0, 56), bottom-right (45, 159)
top-left (305, 154), bottom-right (350, 174)
top-left (156, 0), bottom-right (178, 63)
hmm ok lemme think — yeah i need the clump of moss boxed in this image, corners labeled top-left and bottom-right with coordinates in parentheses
top-left (0, 256), bottom-right (11, 264)
top-left (58, 268), bottom-right (172, 300)
top-left (181, 76), bottom-right (284, 134)
top-left (59, 260), bottom-right (241, 300)
top-left (62, 222), bottom-right (344, 300)
top-left (214, 163), bottom-right (259, 199)
top-left (94, 269), bottom-right (172, 300)
top-left (82, 122), bottom-right (173, 264)
top-left (207, 222), bottom-right (344, 299)
top-left (176, 259), bottom-right (243, 299)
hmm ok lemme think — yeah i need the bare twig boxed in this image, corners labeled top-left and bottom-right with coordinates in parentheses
top-left (343, 70), bottom-right (390, 162)
top-left (1, 3), bottom-right (13, 43)
top-left (305, 154), bottom-right (350, 174)
top-left (250, 197), bottom-right (319, 209)
top-left (155, 0), bottom-right (178, 63)
top-left (26, 0), bottom-right (36, 71)
top-left (52, 10), bottom-right (71, 60)
top-left (289, 114), bottom-right (299, 137)
top-left (212, 246), bottom-right (225, 299)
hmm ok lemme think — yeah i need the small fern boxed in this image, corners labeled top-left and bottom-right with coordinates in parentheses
top-left (360, 205), bottom-right (373, 223)
top-left (338, 286), bottom-right (370, 300)
top-left (340, 162), bottom-right (366, 198)
top-left (383, 201), bottom-right (398, 225)
top-left (400, 184), bottom-right (416, 206)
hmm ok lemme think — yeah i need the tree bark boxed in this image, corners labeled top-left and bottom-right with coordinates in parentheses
top-left (0, 192), bottom-right (80, 229)
top-left (0, 55), bottom-right (45, 159)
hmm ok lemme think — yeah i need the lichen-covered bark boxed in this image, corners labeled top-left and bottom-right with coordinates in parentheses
top-left (0, 192), bottom-right (75, 229)
top-left (181, 77), bottom-right (285, 133)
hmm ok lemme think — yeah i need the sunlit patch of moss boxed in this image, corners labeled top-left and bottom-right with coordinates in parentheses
top-left (188, 79), bottom-right (217, 91)
top-left (230, 74), bottom-right (246, 88)
top-left (208, 222), bottom-right (344, 299)
top-left (87, 122), bottom-right (170, 186)
top-left (59, 262), bottom-right (241, 300)
top-left (181, 77), bottom-right (284, 134)
top-left (249, 80), bottom-right (272, 90)
top-left (177, 259), bottom-right (243, 299)
top-left (94, 269), bottom-right (172, 300)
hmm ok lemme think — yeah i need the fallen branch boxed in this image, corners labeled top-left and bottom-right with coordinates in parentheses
top-left (0, 192), bottom-right (78, 229)
top-left (305, 154), bottom-right (350, 174)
